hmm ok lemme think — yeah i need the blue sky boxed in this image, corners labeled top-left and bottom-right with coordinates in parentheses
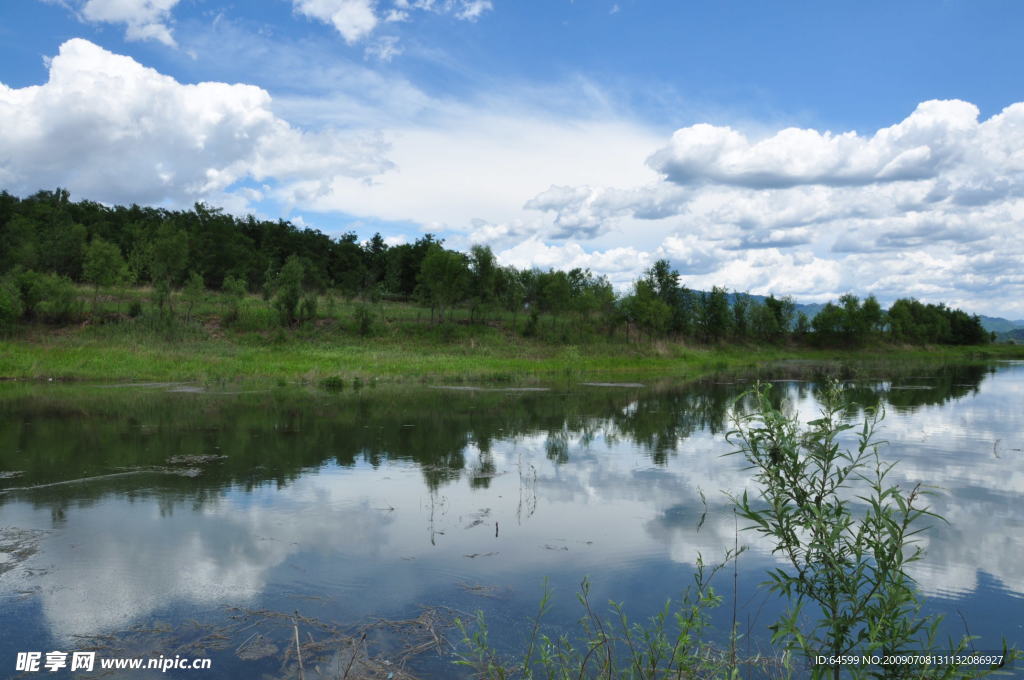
top-left (2, 1), bottom-right (1023, 315)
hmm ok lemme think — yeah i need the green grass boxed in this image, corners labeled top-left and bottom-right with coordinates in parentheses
top-left (2, 287), bottom-right (1022, 384)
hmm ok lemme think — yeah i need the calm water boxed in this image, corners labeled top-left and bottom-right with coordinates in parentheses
top-left (1, 362), bottom-right (1022, 677)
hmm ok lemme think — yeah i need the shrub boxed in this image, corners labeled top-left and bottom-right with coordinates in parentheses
top-left (353, 302), bottom-right (376, 337)
top-left (0, 277), bottom-right (24, 328)
top-left (235, 299), bottom-right (277, 332)
top-left (728, 382), bottom-right (1015, 679)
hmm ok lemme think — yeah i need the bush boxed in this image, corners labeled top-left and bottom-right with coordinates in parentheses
top-left (11, 270), bottom-right (79, 323)
top-left (273, 255), bottom-right (304, 326)
top-left (222, 275), bottom-right (247, 324)
top-left (299, 294), bottom-right (318, 323)
top-left (353, 302), bottom-right (375, 337)
top-left (456, 566), bottom-right (749, 680)
top-left (0, 277), bottom-right (24, 328)
top-left (728, 382), bottom-right (1015, 679)
top-left (319, 376), bottom-right (345, 392)
top-left (235, 299), bottom-right (277, 332)
top-left (455, 383), bottom-right (1018, 680)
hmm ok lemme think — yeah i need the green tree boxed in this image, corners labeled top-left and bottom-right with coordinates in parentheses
top-left (0, 277), bottom-right (24, 328)
top-left (148, 225), bottom-right (189, 314)
top-left (732, 291), bottom-right (751, 341)
top-left (419, 245), bottom-right (469, 323)
top-left (495, 266), bottom-right (526, 332)
top-left (623, 279), bottom-right (671, 341)
top-left (82, 237), bottom-right (129, 310)
top-left (468, 244), bottom-right (498, 323)
top-left (699, 286), bottom-right (731, 342)
top-left (273, 255), bottom-right (305, 326)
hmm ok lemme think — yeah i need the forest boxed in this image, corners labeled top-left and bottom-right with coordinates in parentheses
top-left (0, 188), bottom-right (992, 347)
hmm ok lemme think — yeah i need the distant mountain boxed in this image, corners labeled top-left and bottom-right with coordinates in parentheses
top-left (978, 315), bottom-right (1024, 334)
top-left (727, 292), bottom-right (825, 320)
top-left (997, 328), bottom-right (1024, 343)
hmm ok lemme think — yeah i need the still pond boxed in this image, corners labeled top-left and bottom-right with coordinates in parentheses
top-left (1, 362), bottom-right (1022, 677)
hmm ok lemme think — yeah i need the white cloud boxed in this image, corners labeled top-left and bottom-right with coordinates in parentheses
top-left (6, 29), bottom-right (1024, 316)
top-left (518, 99), bottom-right (1024, 316)
top-left (647, 100), bottom-right (980, 189)
top-left (0, 39), bottom-right (393, 209)
top-left (77, 0), bottom-right (181, 46)
top-left (496, 238), bottom-right (652, 287)
top-left (293, 0), bottom-right (379, 44)
top-left (284, 113), bottom-right (662, 236)
top-left (294, 0), bottom-right (493, 44)
top-left (364, 35), bottom-right (403, 62)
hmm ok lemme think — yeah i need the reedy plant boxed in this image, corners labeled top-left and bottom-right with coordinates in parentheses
top-left (727, 381), bottom-right (1015, 679)
top-left (455, 554), bottom-right (779, 680)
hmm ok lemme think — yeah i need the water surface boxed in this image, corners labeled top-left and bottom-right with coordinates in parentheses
top-left (1, 362), bottom-right (1022, 676)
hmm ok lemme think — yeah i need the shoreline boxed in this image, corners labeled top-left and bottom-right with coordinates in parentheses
top-left (1, 327), bottom-right (1020, 384)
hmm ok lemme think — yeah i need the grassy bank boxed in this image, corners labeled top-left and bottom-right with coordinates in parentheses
top-left (2, 321), bottom-right (1022, 385)
top-left (1, 289), bottom-right (1021, 383)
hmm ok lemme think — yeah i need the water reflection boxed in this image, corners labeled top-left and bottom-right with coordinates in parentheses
top-left (0, 362), bottom-right (1021, 670)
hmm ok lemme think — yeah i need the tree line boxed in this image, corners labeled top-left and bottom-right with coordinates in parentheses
top-left (0, 189), bottom-right (991, 346)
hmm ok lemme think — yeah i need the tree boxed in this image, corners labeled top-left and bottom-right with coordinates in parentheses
top-left (860, 295), bottom-right (884, 343)
top-left (419, 245), bottom-right (469, 323)
top-left (699, 286), bottom-right (731, 342)
top-left (495, 266), bottom-right (526, 332)
top-left (811, 302), bottom-right (846, 346)
top-left (148, 225), bottom-right (189, 315)
top-left (732, 292), bottom-right (751, 341)
top-left (0, 277), bottom-right (24, 328)
top-left (468, 245), bottom-right (498, 323)
top-left (82, 237), bottom-right (128, 309)
top-left (622, 279), bottom-right (671, 341)
top-left (273, 255), bottom-right (305, 326)
top-left (644, 259), bottom-right (688, 334)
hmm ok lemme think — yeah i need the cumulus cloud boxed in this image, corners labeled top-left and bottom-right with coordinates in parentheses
top-left (64, 0), bottom-right (182, 46)
top-left (0, 39), bottom-right (393, 209)
top-left (496, 238), bottom-right (652, 287)
top-left (647, 100), bottom-right (980, 189)
top-left (294, 0), bottom-right (493, 44)
top-left (516, 99), bottom-right (1024, 316)
top-left (293, 0), bottom-right (379, 44)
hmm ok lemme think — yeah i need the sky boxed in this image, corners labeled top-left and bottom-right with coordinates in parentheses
top-left (1, 1), bottom-right (1023, 317)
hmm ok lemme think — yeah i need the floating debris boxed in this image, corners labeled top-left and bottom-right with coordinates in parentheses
top-left (455, 581), bottom-right (507, 598)
top-left (167, 385), bottom-right (206, 393)
top-left (0, 527), bottom-right (47, 578)
top-left (462, 508), bottom-right (491, 529)
top-left (235, 633), bottom-right (278, 660)
top-left (580, 382), bottom-right (645, 388)
top-left (166, 454), bottom-right (229, 466)
top-left (70, 605), bottom-right (454, 680)
top-left (429, 386), bottom-right (549, 392)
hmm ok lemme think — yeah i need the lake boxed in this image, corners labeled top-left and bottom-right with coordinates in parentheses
top-left (1, 361), bottom-right (1022, 677)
